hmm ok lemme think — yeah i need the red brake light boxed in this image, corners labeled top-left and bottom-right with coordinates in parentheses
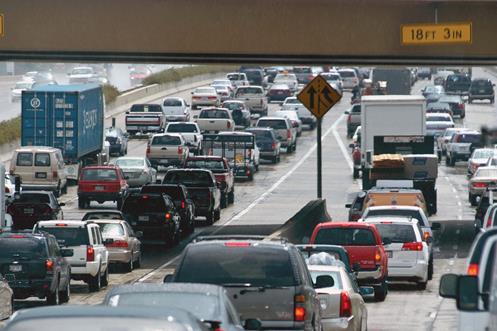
top-left (294, 307), bottom-right (305, 321)
top-left (473, 182), bottom-right (487, 188)
top-left (468, 263), bottom-right (479, 276)
top-left (45, 259), bottom-right (54, 272)
top-left (224, 242), bottom-right (251, 247)
top-left (271, 142), bottom-right (276, 149)
top-left (402, 242), bottom-right (423, 251)
top-left (146, 144), bottom-right (150, 156)
top-left (178, 146), bottom-right (183, 154)
top-left (165, 213), bottom-right (171, 220)
top-left (87, 246), bottom-right (95, 262)
top-left (108, 240), bottom-right (129, 248)
top-left (9, 235), bottom-right (26, 238)
top-left (55, 223), bottom-right (67, 227)
top-left (181, 200), bottom-right (186, 209)
top-left (487, 216), bottom-right (493, 228)
top-left (53, 171), bottom-right (58, 178)
top-left (339, 291), bottom-right (352, 317)
top-left (5, 187), bottom-right (9, 193)
top-left (287, 129), bottom-right (291, 139)
top-left (347, 114), bottom-right (352, 123)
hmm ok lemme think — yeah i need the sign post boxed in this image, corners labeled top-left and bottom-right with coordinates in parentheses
top-left (297, 75), bottom-right (341, 198)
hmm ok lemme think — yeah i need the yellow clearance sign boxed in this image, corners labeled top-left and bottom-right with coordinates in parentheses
top-left (401, 22), bottom-right (471, 45)
top-left (297, 75), bottom-right (342, 119)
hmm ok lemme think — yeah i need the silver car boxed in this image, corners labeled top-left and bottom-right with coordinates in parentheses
top-left (469, 166), bottom-right (497, 206)
top-left (0, 274), bottom-right (13, 320)
top-left (191, 86), bottom-right (219, 109)
top-left (94, 219), bottom-right (142, 272)
top-left (468, 148), bottom-right (496, 177)
top-left (114, 157), bottom-right (157, 188)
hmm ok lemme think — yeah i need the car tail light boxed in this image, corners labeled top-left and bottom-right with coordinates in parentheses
top-left (294, 294), bottom-right (306, 321)
top-left (5, 187), bottom-right (9, 193)
top-left (181, 200), bottom-right (186, 209)
top-left (351, 214), bottom-right (361, 221)
top-left (9, 235), bottom-right (26, 238)
top-left (246, 169), bottom-right (251, 176)
top-left (308, 75), bottom-right (314, 81)
top-left (224, 242), bottom-right (251, 247)
top-left (87, 246), bottom-right (95, 262)
top-left (214, 328), bottom-right (225, 331)
top-left (487, 216), bottom-right (493, 228)
top-left (208, 96), bottom-right (217, 100)
top-left (473, 182), bottom-right (487, 188)
top-left (227, 121), bottom-right (231, 129)
top-left (287, 129), bottom-right (292, 139)
top-left (402, 242), bottom-right (423, 251)
top-left (339, 291), bottom-right (352, 317)
top-left (347, 114), bottom-right (352, 123)
top-left (108, 240), bottom-right (129, 248)
top-left (146, 144), bottom-right (150, 156)
top-left (45, 259), bottom-right (54, 272)
top-left (457, 103), bottom-right (465, 110)
top-left (423, 231), bottom-right (431, 241)
top-left (192, 96), bottom-right (201, 100)
top-left (468, 263), bottom-right (479, 276)
top-left (43, 206), bottom-right (52, 214)
top-left (271, 142), bottom-right (276, 150)
top-left (375, 248), bottom-right (382, 264)
top-left (165, 213), bottom-right (172, 220)
top-left (52, 171), bottom-right (58, 178)
top-left (178, 146), bottom-right (183, 154)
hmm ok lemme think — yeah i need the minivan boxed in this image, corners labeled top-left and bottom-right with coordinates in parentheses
top-left (256, 116), bottom-right (297, 153)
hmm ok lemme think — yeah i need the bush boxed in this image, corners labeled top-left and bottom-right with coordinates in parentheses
top-left (0, 117), bottom-right (21, 146)
top-left (143, 65), bottom-right (236, 85)
top-left (102, 84), bottom-right (120, 104)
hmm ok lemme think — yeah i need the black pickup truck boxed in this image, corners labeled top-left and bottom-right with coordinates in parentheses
top-left (162, 169), bottom-right (221, 225)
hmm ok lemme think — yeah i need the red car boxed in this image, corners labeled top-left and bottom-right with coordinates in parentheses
top-left (310, 222), bottom-right (389, 301)
top-left (78, 165), bottom-right (129, 209)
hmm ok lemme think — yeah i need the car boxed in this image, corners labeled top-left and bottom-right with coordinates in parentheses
top-left (292, 66), bottom-right (314, 84)
top-left (221, 100), bottom-right (251, 128)
top-left (417, 67), bottom-right (432, 80)
top-left (234, 86), bottom-right (268, 116)
top-left (7, 191), bottom-right (65, 230)
top-left (425, 112), bottom-right (455, 137)
top-left (445, 73), bottom-right (471, 95)
top-left (103, 283), bottom-right (259, 331)
top-left (281, 97), bottom-right (317, 130)
top-left (475, 195), bottom-right (497, 235)
top-left (129, 65), bottom-right (152, 85)
top-left (363, 187), bottom-right (429, 216)
top-left (164, 122), bottom-right (203, 154)
top-left (0, 231), bottom-right (72, 305)
top-left (426, 102), bottom-right (453, 117)
top-left (5, 173), bottom-right (17, 202)
top-left (93, 219), bottom-right (142, 272)
top-left (0, 274), bottom-right (13, 319)
top-left (421, 84), bottom-right (444, 98)
top-left (487, 155), bottom-right (497, 167)
top-left (195, 107), bottom-right (235, 133)
top-left (162, 97), bottom-right (191, 122)
top-left (320, 72), bottom-right (343, 94)
top-left (2, 306), bottom-right (211, 331)
top-left (68, 66), bottom-right (95, 84)
top-left (146, 133), bottom-right (190, 169)
top-left (82, 210), bottom-right (125, 221)
top-left (10, 80), bottom-right (34, 102)
top-left (125, 103), bottom-right (166, 136)
top-left (469, 167), bottom-right (497, 206)
top-left (114, 157), bottom-right (157, 188)
top-left (105, 127), bottom-right (129, 156)
top-left (10, 146), bottom-right (68, 197)
top-left (267, 84), bottom-right (293, 103)
top-left (164, 236), bottom-right (322, 331)
top-left (338, 69), bottom-right (359, 89)
top-left (191, 86), bottom-right (220, 109)
top-left (344, 103), bottom-right (361, 138)
top-left (121, 192), bottom-right (181, 247)
top-left (226, 72), bottom-right (249, 88)
top-left (34, 220), bottom-right (110, 292)
top-left (437, 127), bottom-right (468, 158)
top-left (273, 73), bottom-right (298, 92)
top-left (245, 127), bottom-right (281, 163)
top-left (469, 78), bottom-right (495, 103)
top-left (446, 130), bottom-right (482, 166)
top-left (345, 191), bottom-right (366, 222)
top-left (480, 203), bottom-right (497, 233)
top-left (241, 68), bottom-right (264, 86)
top-left (310, 222), bottom-right (389, 301)
top-left (211, 79), bottom-right (235, 93)
top-left (77, 165), bottom-right (130, 209)
top-left (274, 110), bottom-right (303, 137)
top-left (468, 148), bottom-right (496, 177)
top-left (306, 257), bottom-right (370, 331)
top-left (438, 94), bottom-right (466, 118)
top-left (212, 85), bottom-right (232, 102)
top-left (256, 116), bottom-right (297, 153)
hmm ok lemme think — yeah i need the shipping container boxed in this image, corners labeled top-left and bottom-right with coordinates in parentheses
top-left (21, 84), bottom-right (104, 162)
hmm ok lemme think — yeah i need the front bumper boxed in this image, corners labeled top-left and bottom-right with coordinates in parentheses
top-left (321, 316), bottom-right (355, 331)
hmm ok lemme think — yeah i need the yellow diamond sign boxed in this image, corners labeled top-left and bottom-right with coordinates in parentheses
top-left (297, 75), bottom-right (342, 119)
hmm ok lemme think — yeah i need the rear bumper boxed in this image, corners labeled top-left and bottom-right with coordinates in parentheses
top-left (259, 150), bottom-right (279, 158)
top-left (108, 144), bottom-right (123, 153)
top-left (356, 266), bottom-right (385, 284)
top-left (234, 165), bottom-right (255, 178)
top-left (132, 224), bottom-right (176, 242)
top-left (149, 158), bottom-right (184, 167)
top-left (470, 93), bottom-right (494, 99)
top-left (388, 261), bottom-right (428, 281)
top-left (165, 115), bottom-right (188, 122)
top-left (107, 248), bottom-right (133, 263)
top-left (71, 261), bottom-right (101, 277)
top-left (126, 125), bottom-right (162, 133)
top-left (8, 278), bottom-right (54, 299)
top-left (78, 191), bottom-right (124, 202)
top-left (321, 316), bottom-right (355, 331)
top-left (300, 117), bottom-right (316, 125)
top-left (21, 183), bottom-right (59, 192)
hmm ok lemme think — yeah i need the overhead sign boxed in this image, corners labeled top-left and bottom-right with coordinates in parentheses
top-left (401, 22), bottom-right (471, 45)
top-left (297, 75), bottom-right (342, 119)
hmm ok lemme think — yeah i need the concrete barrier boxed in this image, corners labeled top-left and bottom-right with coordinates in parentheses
top-left (268, 199), bottom-right (332, 244)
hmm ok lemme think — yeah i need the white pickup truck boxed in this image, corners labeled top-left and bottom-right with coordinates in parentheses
top-left (125, 103), bottom-right (165, 136)
top-left (164, 122), bottom-right (203, 155)
top-left (234, 86), bottom-right (268, 116)
top-left (195, 107), bottom-right (235, 133)
top-left (146, 133), bottom-right (190, 168)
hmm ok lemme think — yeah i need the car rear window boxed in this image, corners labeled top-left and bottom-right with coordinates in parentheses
top-left (97, 223), bottom-right (125, 237)
top-left (166, 124), bottom-right (198, 133)
top-left (473, 150), bottom-right (495, 159)
top-left (151, 135), bottom-right (181, 145)
top-left (185, 160), bottom-right (226, 171)
top-left (130, 104), bottom-right (162, 112)
top-left (199, 109), bottom-right (229, 119)
top-left (475, 168), bottom-right (497, 178)
top-left (426, 115), bottom-right (451, 122)
top-left (454, 133), bottom-right (481, 143)
top-left (257, 119), bottom-right (287, 130)
top-left (141, 186), bottom-right (182, 200)
top-left (195, 87), bottom-right (216, 94)
top-left (373, 224), bottom-right (417, 243)
top-left (447, 75), bottom-right (470, 84)
top-left (366, 210), bottom-right (426, 226)
top-left (162, 99), bottom-right (182, 107)
top-left (293, 67), bottom-right (312, 74)
top-left (314, 228), bottom-right (377, 246)
top-left (247, 130), bottom-right (274, 141)
top-left (338, 70), bottom-right (355, 78)
top-left (17, 193), bottom-right (50, 204)
top-left (0, 237), bottom-right (47, 258)
top-left (235, 87), bottom-right (263, 96)
top-left (37, 227), bottom-right (89, 246)
top-left (122, 195), bottom-right (167, 213)
top-left (163, 171), bottom-right (212, 187)
top-left (34, 153), bottom-right (51, 166)
top-left (176, 245), bottom-right (297, 286)
top-left (81, 169), bottom-right (118, 181)
top-left (16, 152), bottom-right (33, 166)
top-left (227, 73), bottom-right (241, 80)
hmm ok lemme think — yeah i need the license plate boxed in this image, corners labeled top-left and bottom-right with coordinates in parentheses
top-left (35, 172), bottom-right (47, 179)
top-left (9, 265), bottom-right (22, 272)
top-left (277, 91), bottom-right (283, 94)
top-left (387, 251), bottom-right (393, 258)
top-left (95, 185), bottom-right (105, 191)
top-left (24, 208), bottom-right (34, 214)
top-left (479, 89), bottom-right (486, 93)
top-left (138, 216), bottom-right (149, 222)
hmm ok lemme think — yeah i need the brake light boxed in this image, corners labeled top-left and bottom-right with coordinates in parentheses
top-left (208, 96), bottom-right (217, 100)
top-left (246, 169), bottom-right (251, 176)
top-left (472, 182), bottom-right (487, 188)
top-left (178, 146), bottom-right (183, 154)
top-left (347, 114), bottom-right (352, 123)
top-left (294, 294), bottom-right (306, 321)
top-left (165, 213), bottom-right (171, 220)
top-left (45, 259), bottom-right (54, 272)
top-left (5, 187), bottom-right (9, 193)
top-left (468, 263), bottom-right (479, 276)
top-left (227, 121), bottom-right (231, 129)
top-left (402, 242), bottom-right (423, 251)
top-left (224, 242), bottom-right (251, 247)
top-left (53, 171), bottom-right (58, 178)
top-left (108, 240), bottom-right (129, 248)
top-left (9, 235), bottom-right (26, 238)
top-left (271, 142), bottom-right (276, 150)
top-left (214, 328), bottom-right (225, 331)
top-left (146, 144), bottom-right (150, 156)
top-left (423, 231), bottom-right (430, 241)
top-left (287, 129), bottom-right (291, 139)
top-left (192, 96), bottom-right (201, 100)
top-left (339, 291), bottom-right (352, 317)
top-left (181, 200), bottom-right (186, 209)
top-left (55, 223), bottom-right (67, 227)
top-left (375, 248), bottom-right (382, 263)
top-left (487, 216), bottom-right (493, 228)
top-left (457, 103), bottom-right (464, 109)
top-left (86, 246), bottom-right (95, 262)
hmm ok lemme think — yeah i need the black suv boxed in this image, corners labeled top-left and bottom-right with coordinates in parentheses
top-left (445, 73), bottom-right (471, 96)
top-left (0, 231), bottom-right (72, 305)
top-left (140, 184), bottom-right (195, 236)
top-left (469, 78), bottom-right (495, 104)
top-left (121, 192), bottom-right (181, 247)
top-left (165, 236), bottom-right (322, 331)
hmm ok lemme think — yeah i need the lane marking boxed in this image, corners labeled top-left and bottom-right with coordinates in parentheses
top-left (429, 311), bottom-right (437, 320)
top-left (137, 256), bottom-right (180, 282)
top-left (331, 114), bottom-right (353, 171)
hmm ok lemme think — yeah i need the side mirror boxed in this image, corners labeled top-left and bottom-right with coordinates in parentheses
top-left (60, 248), bottom-right (74, 257)
top-left (352, 262), bottom-right (361, 272)
top-left (457, 275), bottom-right (480, 311)
top-left (345, 203), bottom-right (352, 208)
top-left (103, 238), bottom-right (114, 245)
top-left (163, 274), bottom-right (174, 283)
top-left (349, 143), bottom-right (355, 149)
top-left (123, 133), bottom-right (129, 138)
top-left (425, 236), bottom-right (433, 244)
top-left (243, 319), bottom-right (262, 331)
top-left (155, 179), bottom-right (162, 184)
top-left (59, 202), bottom-right (66, 207)
top-left (314, 275), bottom-right (334, 289)
top-left (135, 231), bottom-right (143, 239)
top-left (344, 110), bottom-right (350, 114)
top-left (125, 111), bottom-right (129, 114)
top-left (359, 286), bottom-right (375, 297)
top-left (431, 222), bottom-right (441, 230)
top-left (383, 238), bottom-right (392, 246)
top-left (439, 273), bottom-right (458, 298)
top-left (191, 91), bottom-right (194, 95)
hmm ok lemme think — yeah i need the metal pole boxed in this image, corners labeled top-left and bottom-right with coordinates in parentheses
top-left (317, 117), bottom-right (322, 198)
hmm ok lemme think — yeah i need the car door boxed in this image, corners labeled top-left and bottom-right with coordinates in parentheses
top-left (50, 237), bottom-right (70, 288)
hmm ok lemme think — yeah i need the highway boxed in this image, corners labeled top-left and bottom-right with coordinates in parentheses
top-left (4, 66), bottom-right (497, 330)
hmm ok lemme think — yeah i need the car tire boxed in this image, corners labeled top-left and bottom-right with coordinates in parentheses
top-left (417, 280), bottom-right (427, 290)
top-left (46, 280), bottom-right (60, 305)
top-left (228, 189), bottom-right (235, 204)
top-left (125, 257), bottom-right (133, 272)
top-left (221, 194), bottom-right (228, 209)
top-left (88, 269), bottom-right (101, 292)
top-left (101, 267), bottom-right (109, 287)
top-left (272, 155), bottom-right (278, 164)
top-left (214, 208), bottom-right (221, 221)
top-left (60, 278), bottom-right (71, 303)
top-left (353, 168), bottom-right (360, 179)
top-left (116, 198), bottom-right (123, 210)
top-left (286, 145), bottom-right (293, 154)
top-left (78, 198), bottom-right (87, 209)
top-left (62, 183), bottom-right (68, 195)
top-left (374, 280), bottom-right (388, 302)
top-left (206, 211), bottom-right (215, 225)
top-left (134, 253), bottom-right (141, 269)
top-left (468, 98), bottom-right (472, 104)
top-left (428, 257), bottom-right (434, 280)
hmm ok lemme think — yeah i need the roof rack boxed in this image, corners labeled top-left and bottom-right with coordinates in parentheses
top-left (193, 235), bottom-right (288, 244)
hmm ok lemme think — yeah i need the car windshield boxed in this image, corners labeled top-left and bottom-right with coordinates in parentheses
top-left (227, 74), bottom-right (241, 80)
top-left (212, 80), bottom-right (230, 85)
top-left (115, 159), bottom-right (145, 168)
top-left (424, 86), bottom-right (443, 94)
top-left (0, 237), bottom-right (46, 258)
top-left (122, 196), bottom-right (166, 213)
top-left (338, 70), bottom-right (355, 77)
top-left (257, 119), bottom-right (287, 130)
top-left (81, 169), bottom-right (118, 181)
top-left (97, 223), bottom-right (125, 237)
top-left (167, 124), bottom-right (198, 133)
top-left (84, 212), bottom-right (123, 220)
top-left (37, 227), bottom-right (89, 246)
top-left (163, 99), bottom-right (183, 107)
top-left (176, 245), bottom-right (297, 286)
top-left (455, 133), bottom-right (481, 143)
top-left (71, 68), bottom-right (92, 75)
top-left (427, 115), bottom-right (451, 122)
top-left (108, 292), bottom-right (219, 320)
top-left (473, 150), bottom-right (495, 159)
top-left (199, 109), bottom-right (229, 119)
top-left (314, 228), bottom-right (377, 246)
top-left (293, 67), bottom-right (312, 74)
top-left (275, 74), bottom-right (295, 80)
top-left (374, 223), bottom-right (417, 243)
top-left (247, 130), bottom-right (273, 141)
top-left (163, 171), bottom-right (212, 187)
top-left (308, 270), bottom-right (342, 289)
top-left (152, 135), bottom-right (182, 145)
top-left (475, 168), bottom-right (497, 178)
top-left (17, 193), bottom-right (50, 204)
top-left (284, 98), bottom-right (299, 104)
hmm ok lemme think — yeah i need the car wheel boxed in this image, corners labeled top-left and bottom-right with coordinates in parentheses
top-left (78, 198), bottom-right (87, 209)
top-left (101, 266), bottom-right (109, 287)
top-left (353, 168), bottom-right (360, 179)
top-left (286, 145), bottom-right (293, 154)
top-left (272, 155), bottom-right (278, 164)
top-left (60, 277), bottom-right (71, 303)
top-left (88, 268), bottom-right (101, 292)
top-left (491, 97), bottom-right (495, 104)
top-left (214, 208), bottom-right (221, 221)
top-left (206, 210), bottom-right (215, 225)
top-left (46, 280), bottom-right (60, 305)
top-left (428, 257), bottom-right (434, 280)
top-left (228, 189), bottom-right (235, 204)
top-left (62, 183), bottom-right (68, 195)
top-left (125, 257), bottom-right (133, 272)
top-left (417, 280), bottom-right (427, 290)
top-left (134, 253), bottom-right (142, 269)
top-left (221, 194), bottom-right (228, 209)
top-left (116, 198), bottom-right (123, 210)
top-left (468, 98), bottom-right (472, 104)
top-left (374, 280), bottom-right (388, 302)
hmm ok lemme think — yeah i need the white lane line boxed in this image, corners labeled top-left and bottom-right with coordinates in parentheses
top-left (457, 201), bottom-right (462, 207)
top-left (451, 187), bottom-right (457, 193)
top-left (137, 256), bottom-right (180, 282)
top-left (429, 311), bottom-right (437, 320)
top-left (332, 114), bottom-right (353, 171)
